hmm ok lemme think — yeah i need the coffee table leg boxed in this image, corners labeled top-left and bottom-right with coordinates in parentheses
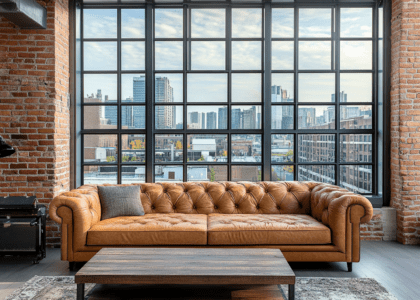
top-left (288, 284), bottom-right (295, 300)
top-left (77, 283), bottom-right (84, 300)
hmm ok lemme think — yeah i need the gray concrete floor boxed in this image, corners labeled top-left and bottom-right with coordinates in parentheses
top-left (0, 241), bottom-right (419, 300)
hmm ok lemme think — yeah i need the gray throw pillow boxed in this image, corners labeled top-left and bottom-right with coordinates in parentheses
top-left (97, 186), bottom-right (145, 221)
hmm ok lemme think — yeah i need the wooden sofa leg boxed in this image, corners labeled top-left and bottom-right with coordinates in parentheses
top-left (347, 262), bottom-right (352, 272)
top-left (69, 262), bottom-right (76, 271)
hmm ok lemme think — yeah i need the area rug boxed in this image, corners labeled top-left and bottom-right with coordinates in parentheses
top-left (5, 276), bottom-right (399, 300)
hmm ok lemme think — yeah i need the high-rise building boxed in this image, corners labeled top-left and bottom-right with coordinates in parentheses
top-left (201, 112), bottom-right (206, 129)
top-left (271, 85), bottom-right (294, 129)
top-left (206, 112), bottom-right (217, 129)
top-left (298, 107), bottom-right (316, 129)
top-left (331, 91), bottom-right (347, 102)
top-left (231, 108), bottom-right (241, 129)
top-left (218, 107), bottom-right (227, 129)
top-left (189, 111), bottom-right (201, 128)
top-left (242, 106), bottom-right (256, 129)
top-left (155, 76), bottom-right (175, 129)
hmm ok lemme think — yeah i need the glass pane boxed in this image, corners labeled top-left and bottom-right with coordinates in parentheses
top-left (155, 134), bottom-right (183, 162)
top-left (341, 41), bottom-right (372, 70)
top-left (84, 106), bottom-right (117, 129)
top-left (298, 106), bottom-right (335, 129)
top-left (272, 8), bottom-right (294, 38)
top-left (231, 166), bottom-right (262, 182)
top-left (232, 41), bottom-right (261, 70)
top-left (122, 74), bottom-right (145, 103)
top-left (155, 42), bottom-right (183, 70)
top-left (299, 73), bottom-right (335, 102)
top-left (232, 74), bottom-right (261, 103)
top-left (155, 9), bottom-right (183, 38)
top-left (272, 74), bottom-right (294, 101)
top-left (232, 9), bottom-right (262, 38)
top-left (84, 74), bottom-right (117, 103)
top-left (84, 166), bottom-right (117, 185)
top-left (298, 165), bottom-right (335, 184)
top-left (155, 165), bottom-right (183, 182)
top-left (340, 165), bottom-right (372, 193)
top-left (340, 134), bottom-right (372, 163)
top-left (299, 8), bottom-right (331, 37)
top-left (122, 166), bottom-right (145, 184)
top-left (121, 9), bottom-right (145, 38)
top-left (155, 106), bottom-right (183, 129)
top-left (299, 41), bottom-right (331, 70)
top-left (84, 42), bottom-right (117, 71)
top-left (272, 41), bottom-right (294, 70)
top-left (187, 134), bottom-right (228, 162)
top-left (83, 9), bottom-right (117, 39)
top-left (232, 105), bottom-right (262, 129)
top-left (191, 42), bottom-right (225, 70)
top-left (187, 106), bottom-right (227, 129)
top-left (187, 74), bottom-right (227, 103)
top-left (122, 42), bottom-right (145, 71)
top-left (188, 165), bottom-right (227, 182)
top-left (122, 134), bottom-right (146, 163)
top-left (191, 9), bottom-right (225, 38)
top-left (122, 106), bottom-right (145, 129)
top-left (272, 165), bottom-right (294, 181)
top-left (341, 8), bottom-right (372, 38)
top-left (271, 134), bottom-right (294, 163)
top-left (84, 134), bottom-right (117, 163)
top-left (298, 134), bottom-right (335, 162)
top-left (232, 134), bottom-right (261, 163)
top-left (340, 105), bottom-right (372, 129)
top-left (340, 73), bottom-right (372, 103)
top-left (271, 105), bottom-right (294, 129)
top-left (155, 74), bottom-right (183, 103)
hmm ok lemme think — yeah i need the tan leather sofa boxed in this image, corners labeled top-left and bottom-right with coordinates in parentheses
top-left (49, 181), bottom-right (373, 271)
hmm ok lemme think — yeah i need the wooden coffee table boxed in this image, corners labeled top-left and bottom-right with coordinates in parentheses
top-left (75, 248), bottom-right (296, 300)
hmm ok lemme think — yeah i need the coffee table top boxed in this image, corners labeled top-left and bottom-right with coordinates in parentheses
top-left (75, 248), bottom-right (295, 285)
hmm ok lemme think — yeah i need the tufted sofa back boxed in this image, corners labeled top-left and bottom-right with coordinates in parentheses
top-left (89, 181), bottom-right (323, 215)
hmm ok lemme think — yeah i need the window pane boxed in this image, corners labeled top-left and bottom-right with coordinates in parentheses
top-left (232, 74), bottom-right (261, 103)
top-left (298, 134), bottom-right (335, 162)
top-left (272, 165), bottom-right (294, 181)
top-left (232, 134), bottom-right (261, 163)
top-left (83, 9), bottom-right (117, 39)
top-left (340, 134), bottom-right (372, 163)
top-left (155, 74), bottom-right (183, 103)
top-left (121, 9), bottom-right (145, 38)
top-left (298, 106), bottom-right (336, 129)
top-left (187, 165), bottom-right (227, 182)
top-left (341, 41), bottom-right (372, 70)
top-left (187, 106), bottom-right (227, 129)
top-left (155, 9), bottom-right (183, 38)
top-left (232, 105), bottom-right (261, 129)
top-left (232, 8), bottom-right (262, 38)
top-left (340, 73), bottom-right (372, 103)
top-left (155, 165), bottom-right (183, 182)
top-left (155, 42), bottom-right (183, 70)
top-left (122, 42), bottom-right (145, 70)
top-left (272, 8), bottom-right (294, 38)
top-left (84, 134), bottom-right (118, 163)
top-left (341, 8), bottom-right (372, 38)
top-left (84, 166), bottom-right (117, 185)
top-left (155, 106), bottom-right (182, 129)
top-left (122, 106), bottom-right (145, 129)
top-left (84, 106), bottom-right (117, 129)
top-left (299, 73), bottom-right (335, 102)
top-left (272, 41), bottom-right (294, 70)
top-left (122, 166), bottom-right (145, 184)
top-left (191, 9), bottom-right (225, 38)
top-left (340, 165), bottom-right (372, 193)
top-left (299, 8), bottom-right (331, 37)
top-left (191, 42), bottom-right (225, 70)
top-left (84, 74), bottom-right (117, 103)
top-left (122, 74), bottom-right (145, 103)
top-left (272, 74), bottom-right (294, 101)
top-left (187, 74), bottom-right (227, 103)
top-left (84, 42), bottom-right (117, 71)
top-left (231, 166), bottom-right (262, 182)
top-left (298, 165), bottom-right (335, 184)
top-left (122, 134), bottom-right (145, 163)
top-left (271, 106), bottom-right (294, 129)
top-left (271, 134), bottom-right (294, 163)
top-left (155, 134), bottom-right (183, 162)
top-left (232, 41), bottom-right (261, 70)
top-left (299, 41), bottom-right (331, 70)
top-left (340, 105), bottom-right (372, 129)
top-left (187, 135), bottom-right (228, 162)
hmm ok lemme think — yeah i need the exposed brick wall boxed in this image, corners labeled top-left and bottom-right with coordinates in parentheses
top-left (0, 0), bottom-right (70, 247)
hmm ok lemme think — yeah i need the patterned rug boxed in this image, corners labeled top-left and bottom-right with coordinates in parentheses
top-left (5, 276), bottom-right (399, 300)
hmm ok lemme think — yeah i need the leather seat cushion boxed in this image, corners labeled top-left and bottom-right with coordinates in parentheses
top-left (87, 213), bottom-right (207, 246)
top-left (207, 214), bottom-right (331, 245)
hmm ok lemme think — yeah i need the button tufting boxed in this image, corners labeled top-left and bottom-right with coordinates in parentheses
top-left (151, 205), bottom-right (155, 209)
top-left (193, 205), bottom-right (197, 209)
top-left (277, 206), bottom-right (281, 210)
top-left (235, 204), bottom-right (239, 208)
top-left (214, 205), bottom-right (218, 209)
top-left (256, 205), bottom-right (260, 209)
top-left (173, 205), bottom-right (176, 209)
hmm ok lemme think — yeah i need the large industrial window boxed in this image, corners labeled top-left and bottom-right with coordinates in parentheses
top-left (77, 0), bottom-right (385, 198)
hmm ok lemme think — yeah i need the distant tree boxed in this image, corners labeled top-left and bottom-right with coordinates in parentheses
top-left (210, 168), bottom-right (215, 182)
top-left (131, 156), bottom-right (137, 162)
top-left (175, 141), bottom-right (183, 150)
top-left (106, 156), bottom-right (115, 162)
top-left (131, 140), bottom-right (145, 149)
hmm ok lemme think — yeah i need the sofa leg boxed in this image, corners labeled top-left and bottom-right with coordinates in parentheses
top-left (347, 262), bottom-right (352, 272)
top-left (69, 262), bottom-right (76, 271)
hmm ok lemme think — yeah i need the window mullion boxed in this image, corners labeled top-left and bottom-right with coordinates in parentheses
top-left (263, 2), bottom-right (272, 181)
top-left (145, 3), bottom-right (154, 183)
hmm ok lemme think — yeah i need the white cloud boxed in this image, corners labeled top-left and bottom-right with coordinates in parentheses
top-left (272, 41), bottom-right (294, 70)
top-left (191, 42), bottom-right (225, 70)
top-left (232, 41), bottom-right (261, 70)
top-left (122, 42), bottom-right (145, 71)
top-left (232, 9), bottom-right (262, 38)
top-left (155, 41), bottom-right (183, 70)
top-left (299, 41), bottom-right (331, 70)
top-left (340, 41), bottom-right (372, 70)
top-left (84, 42), bottom-right (117, 71)
top-left (232, 74), bottom-right (261, 103)
top-left (191, 9), bottom-right (225, 38)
